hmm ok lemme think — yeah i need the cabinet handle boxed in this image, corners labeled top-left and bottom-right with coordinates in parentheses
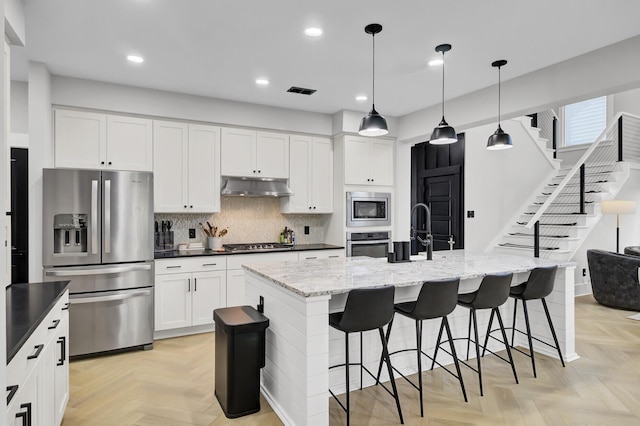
top-left (62, 303), bottom-right (70, 311)
top-left (101, 161), bottom-right (105, 165)
top-left (253, 170), bottom-right (256, 173)
top-left (108, 161), bottom-right (112, 165)
top-left (313, 206), bottom-right (317, 209)
top-left (190, 205), bottom-right (193, 208)
top-left (329, 255), bottom-right (340, 258)
top-left (166, 265), bottom-right (181, 269)
top-left (57, 336), bottom-right (66, 366)
top-left (17, 402), bottom-right (32, 426)
top-left (305, 256), bottom-right (317, 260)
top-left (194, 278), bottom-right (197, 292)
top-left (7, 384), bottom-right (18, 404)
top-left (202, 263), bottom-right (217, 267)
top-left (48, 319), bottom-right (61, 330)
top-left (27, 344), bottom-right (44, 360)
top-left (188, 278), bottom-right (191, 292)
top-left (258, 170), bottom-right (261, 173)
top-left (308, 206), bottom-right (312, 209)
top-left (184, 205), bottom-right (187, 208)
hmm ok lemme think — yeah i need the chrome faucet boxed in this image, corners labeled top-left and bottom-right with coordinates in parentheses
top-left (410, 203), bottom-right (433, 260)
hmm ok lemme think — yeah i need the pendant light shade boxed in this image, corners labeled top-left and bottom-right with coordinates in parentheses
top-left (430, 43), bottom-right (457, 145)
top-left (487, 59), bottom-right (513, 150)
top-left (359, 24), bottom-right (388, 137)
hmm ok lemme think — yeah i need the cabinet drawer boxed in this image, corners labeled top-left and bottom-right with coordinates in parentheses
top-left (298, 249), bottom-right (345, 260)
top-left (226, 252), bottom-right (298, 270)
top-left (156, 257), bottom-right (227, 274)
top-left (7, 292), bottom-right (69, 392)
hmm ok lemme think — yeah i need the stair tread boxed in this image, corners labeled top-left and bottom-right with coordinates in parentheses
top-left (533, 201), bottom-right (594, 205)
top-left (547, 181), bottom-right (608, 187)
top-left (498, 243), bottom-right (567, 252)
top-left (542, 190), bottom-right (603, 195)
top-left (516, 221), bottom-right (578, 226)
top-left (508, 232), bottom-right (573, 239)
top-left (524, 212), bottom-right (588, 216)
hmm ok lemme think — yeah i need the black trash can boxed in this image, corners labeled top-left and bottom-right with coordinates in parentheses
top-left (213, 305), bottom-right (269, 418)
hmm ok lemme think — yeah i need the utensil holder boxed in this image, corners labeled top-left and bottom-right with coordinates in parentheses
top-left (208, 237), bottom-right (223, 250)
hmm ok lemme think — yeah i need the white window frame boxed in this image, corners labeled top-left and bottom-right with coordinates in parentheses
top-left (560, 96), bottom-right (609, 147)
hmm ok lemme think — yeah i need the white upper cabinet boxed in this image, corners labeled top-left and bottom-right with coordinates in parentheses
top-left (344, 135), bottom-right (394, 186)
top-left (281, 135), bottom-right (333, 213)
top-left (221, 127), bottom-right (289, 179)
top-left (54, 109), bottom-right (152, 171)
top-left (153, 120), bottom-right (220, 213)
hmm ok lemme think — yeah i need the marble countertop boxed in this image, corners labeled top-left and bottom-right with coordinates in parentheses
top-left (154, 243), bottom-right (344, 259)
top-left (242, 250), bottom-right (575, 298)
top-left (6, 281), bottom-right (70, 364)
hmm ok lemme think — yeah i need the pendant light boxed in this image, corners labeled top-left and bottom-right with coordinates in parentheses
top-left (359, 23), bottom-right (388, 137)
top-left (487, 59), bottom-right (513, 150)
top-left (430, 43), bottom-right (457, 145)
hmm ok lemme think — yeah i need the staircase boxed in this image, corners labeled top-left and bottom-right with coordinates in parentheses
top-left (491, 112), bottom-right (640, 261)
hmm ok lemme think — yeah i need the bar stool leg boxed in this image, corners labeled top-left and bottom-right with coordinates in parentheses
top-left (416, 320), bottom-right (424, 417)
top-left (466, 310), bottom-right (473, 361)
top-left (521, 299), bottom-right (537, 378)
top-left (430, 319), bottom-right (445, 370)
top-left (345, 332), bottom-right (351, 426)
top-left (360, 332), bottom-right (364, 389)
top-left (378, 327), bottom-right (404, 424)
top-left (375, 318), bottom-right (395, 385)
top-left (542, 298), bottom-right (565, 367)
top-left (481, 309), bottom-right (496, 357)
top-left (511, 299), bottom-right (518, 346)
top-left (495, 309), bottom-right (519, 384)
top-left (443, 316), bottom-right (468, 402)
top-left (471, 309), bottom-right (484, 396)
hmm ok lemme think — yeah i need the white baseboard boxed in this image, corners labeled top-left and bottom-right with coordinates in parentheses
top-left (575, 281), bottom-right (592, 297)
top-left (153, 324), bottom-right (215, 340)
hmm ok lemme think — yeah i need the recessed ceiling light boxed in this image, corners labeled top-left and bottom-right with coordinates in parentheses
top-left (256, 79), bottom-right (270, 86)
top-left (127, 55), bottom-right (144, 64)
top-left (355, 95), bottom-right (368, 102)
top-left (429, 58), bottom-right (444, 67)
top-left (304, 27), bottom-right (323, 37)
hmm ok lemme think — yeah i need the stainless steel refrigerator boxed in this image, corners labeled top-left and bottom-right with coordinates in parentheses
top-left (42, 168), bottom-right (154, 357)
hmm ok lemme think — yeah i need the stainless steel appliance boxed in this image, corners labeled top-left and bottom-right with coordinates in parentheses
top-left (346, 231), bottom-right (391, 258)
top-left (223, 242), bottom-right (293, 253)
top-left (42, 168), bottom-right (154, 357)
top-left (346, 192), bottom-right (391, 227)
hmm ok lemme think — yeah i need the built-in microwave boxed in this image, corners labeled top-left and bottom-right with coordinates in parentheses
top-left (346, 192), bottom-right (391, 227)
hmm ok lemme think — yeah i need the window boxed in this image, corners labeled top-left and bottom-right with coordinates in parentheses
top-left (564, 96), bottom-right (607, 146)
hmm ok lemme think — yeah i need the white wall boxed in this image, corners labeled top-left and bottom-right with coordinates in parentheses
top-left (28, 62), bottom-right (52, 281)
top-left (10, 79), bottom-right (27, 133)
top-left (612, 87), bottom-right (640, 117)
top-left (52, 76), bottom-right (334, 136)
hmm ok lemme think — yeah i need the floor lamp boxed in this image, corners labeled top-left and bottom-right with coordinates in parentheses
top-left (601, 200), bottom-right (637, 253)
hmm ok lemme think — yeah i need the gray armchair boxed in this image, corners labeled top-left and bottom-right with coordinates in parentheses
top-left (587, 249), bottom-right (640, 311)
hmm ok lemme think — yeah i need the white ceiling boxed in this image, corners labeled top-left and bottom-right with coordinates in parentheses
top-left (11, 0), bottom-right (640, 117)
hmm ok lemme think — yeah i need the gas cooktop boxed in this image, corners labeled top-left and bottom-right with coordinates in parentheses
top-left (223, 242), bottom-right (294, 253)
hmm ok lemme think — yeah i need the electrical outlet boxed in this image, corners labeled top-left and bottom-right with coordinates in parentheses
top-left (583, 268), bottom-right (587, 277)
top-left (467, 210), bottom-right (475, 218)
top-left (304, 226), bottom-right (310, 235)
top-left (189, 228), bottom-right (196, 239)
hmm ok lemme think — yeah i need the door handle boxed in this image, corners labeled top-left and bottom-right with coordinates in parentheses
top-left (71, 289), bottom-right (151, 304)
top-left (48, 319), bottom-right (60, 330)
top-left (104, 179), bottom-right (111, 253)
top-left (17, 402), bottom-right (31, 426)
top-left (57, 336), bottom-right (66, 366)
top-left (45, 263), bottom-right (152, 276)
top-left (91, 180), bottom-right (98, 254)
top-left (27, 344), bottom-right (44, 360)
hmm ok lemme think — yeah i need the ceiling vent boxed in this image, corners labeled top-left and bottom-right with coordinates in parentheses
top-left (287, 86), bottom-right (317, 95)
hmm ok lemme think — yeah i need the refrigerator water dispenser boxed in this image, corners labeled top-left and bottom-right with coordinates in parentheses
top-left (53, 213), bottom-right (88, 255)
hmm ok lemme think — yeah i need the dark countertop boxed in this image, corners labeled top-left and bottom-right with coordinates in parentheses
top-left (6, 281), bottom-right (70, 364)
top-left (154, 243), bottom-right (344, 259)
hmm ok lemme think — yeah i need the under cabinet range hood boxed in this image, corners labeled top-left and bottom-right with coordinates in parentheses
top-left (221, 177), bottom-right (293, 197)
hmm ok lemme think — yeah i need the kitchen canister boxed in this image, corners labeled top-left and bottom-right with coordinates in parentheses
top-left (208, 237), bottom-right (223, 250)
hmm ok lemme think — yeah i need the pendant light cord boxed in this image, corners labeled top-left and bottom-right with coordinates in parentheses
top-left (441, 51), bottom-right (445, 117)
top-left (498, 65), bottom-right (501, 126)
top-left (372, 33), bottom-right (376, 107)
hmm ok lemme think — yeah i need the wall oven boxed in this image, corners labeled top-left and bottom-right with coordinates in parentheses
top-left (346, 192), bottom-right (391, 227)
top-left (346, 231), bottom-right (391, 258)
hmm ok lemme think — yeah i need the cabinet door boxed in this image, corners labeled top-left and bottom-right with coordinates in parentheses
top-left (155, 273), bottom-right (192, 330)
top-left (220, 127), bottom-right (256, 177)
top-left (54, 109), bottom-right (106, 169)
top-left (192, 271), bottom-right (227, 326)
top-left (7, 366), bottom-right (41, 426)
top-left (256, 131), bottom-right (289, 178)
top-left (311, 137), bottom-right (333, 213)
top-left (106, 115), bottom-right (153, 171)
top-left (226, 269), bottom-right (246, 307)
top-left (53, 313), bottom-right (69, 426)
top-left (283, 135), bottom-right (311, 213)
top-left (153, 121), bottom-right (189, 212)
top-left (39, 338), bottom-right (56, 426)
top-left (369, 139), bottom-right (394, 186)
top-left (188, 125), bottom-right (221, 212)
top-left (344, 136), bottom-right (372, 185)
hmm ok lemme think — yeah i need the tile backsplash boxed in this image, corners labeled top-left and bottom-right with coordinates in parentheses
top-left (155, 197), bottom-right (329, 247)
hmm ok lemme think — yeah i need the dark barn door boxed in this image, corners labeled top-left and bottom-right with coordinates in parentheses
top-left (411, 134), bottom-right (465, 254)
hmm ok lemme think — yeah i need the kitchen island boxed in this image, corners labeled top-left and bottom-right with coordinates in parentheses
top-left (242, 251), bottom-right (576, 426)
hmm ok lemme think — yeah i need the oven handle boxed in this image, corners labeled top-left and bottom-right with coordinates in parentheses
top-left (45, 264), bottom-right (152, 277)
top-left (347, 239), bottom-right (391, 245)
top-left (70, 289), bottom-right (151, 304)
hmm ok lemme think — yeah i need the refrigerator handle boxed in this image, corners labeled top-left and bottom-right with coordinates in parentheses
top-left (91, 180), bottom-right (98, 254)
top-left (104, 179), bottom-right (111, 253)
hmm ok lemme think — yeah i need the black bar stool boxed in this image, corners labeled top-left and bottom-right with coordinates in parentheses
top-left (506, 265), bottom-right (565, 377)
top-left (456, 272), bottom-right (518, 396)
top-left (376, 277), bottom-right (467, 417)
top-left (328, 286), bottom-right (403, 425)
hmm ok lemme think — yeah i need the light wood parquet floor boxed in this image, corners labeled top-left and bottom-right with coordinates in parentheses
top-left (62, 295), bottom-right (640, 425)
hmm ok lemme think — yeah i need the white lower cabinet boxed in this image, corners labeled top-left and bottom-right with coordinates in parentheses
top-left (154, 259), bottom-right (227, 332)
top-left (298, 249), bottom-right (345, 260)
top-left (7, 291), bottom-right (69, 426)
top-left (226, 268), bottom-right (246, 308)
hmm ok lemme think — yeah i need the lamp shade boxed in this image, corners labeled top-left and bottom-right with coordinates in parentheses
top-left (486, 125), bottom-right (513, 150)
top-left (359, 106), bottom-right (388, 136)
top-left (601, 200), bottom-right (637, 215)
top-left (429, 117), bottom-right (457, 144)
